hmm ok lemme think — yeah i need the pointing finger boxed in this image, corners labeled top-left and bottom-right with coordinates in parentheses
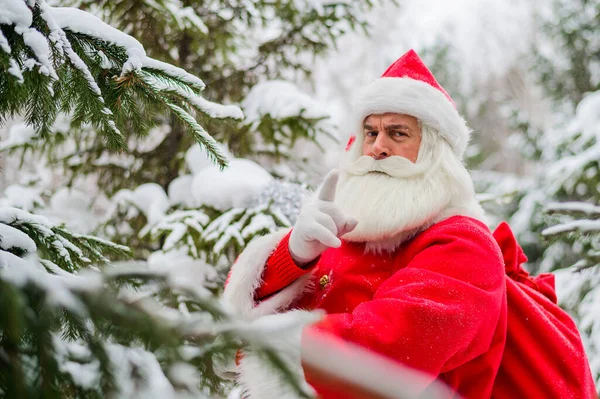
top-left (317, 170), bottom-right (340, 202)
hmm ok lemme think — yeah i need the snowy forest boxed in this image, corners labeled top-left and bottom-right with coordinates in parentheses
top-left (0, 0), bottom-right (598, 397)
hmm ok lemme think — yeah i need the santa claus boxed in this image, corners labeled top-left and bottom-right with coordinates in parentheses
top-left (222, 50), bottom-right (596, 399)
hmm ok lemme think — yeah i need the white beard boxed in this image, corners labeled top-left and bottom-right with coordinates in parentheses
top-left (334, 129), bottom-right (484, 252)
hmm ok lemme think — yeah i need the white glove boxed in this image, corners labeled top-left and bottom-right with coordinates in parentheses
top-left (289, 170), bottom-right (358, 265)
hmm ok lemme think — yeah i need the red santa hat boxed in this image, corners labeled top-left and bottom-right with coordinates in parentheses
top-left (345, 49), bottom-right (471, 160)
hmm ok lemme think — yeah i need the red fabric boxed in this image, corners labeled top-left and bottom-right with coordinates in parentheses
top-left (259, 216), bottom-right (507, 398)
top-left (257, 217), bottom-right (597, 398)
top-left (255, 231), bottom-right (317, 299)
top-left (381, 49), bottom-right (456, 108)
top-left (491, 222), bottom-right (597, 399)
top-left (345, 135), bottom-right (356, 151)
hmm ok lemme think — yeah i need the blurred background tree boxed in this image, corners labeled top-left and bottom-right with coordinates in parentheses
top-left (508, 0), bottom-right (600, 386)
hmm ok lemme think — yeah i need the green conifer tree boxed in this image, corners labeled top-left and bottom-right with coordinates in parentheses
top-left (0, 1), bottom-right (320, 396)
top-left (505, 0), bottom-right (600, 389)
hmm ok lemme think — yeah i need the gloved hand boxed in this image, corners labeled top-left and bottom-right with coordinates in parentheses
top-left (289, 170), bottom-right (358, 265)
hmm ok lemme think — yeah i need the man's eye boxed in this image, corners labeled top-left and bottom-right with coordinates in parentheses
top-left (393, 131), bottom-right (407, 137)
top-left (366, 131), bottom-right (377, 137)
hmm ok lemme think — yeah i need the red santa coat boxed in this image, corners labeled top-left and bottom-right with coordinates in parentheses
top-left (224, 215), bottom-right (596, 398)
top-left (257, 215), bottom-right (507, 398)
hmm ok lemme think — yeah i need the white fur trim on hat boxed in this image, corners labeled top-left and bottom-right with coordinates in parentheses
top-left (348, 77), bottom-right (471, 159)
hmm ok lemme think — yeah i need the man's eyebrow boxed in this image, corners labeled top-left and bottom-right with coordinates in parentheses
top-left (384, 124), bottom-right (411, 130)
top-left (363, 124), bottom-right (376, 130)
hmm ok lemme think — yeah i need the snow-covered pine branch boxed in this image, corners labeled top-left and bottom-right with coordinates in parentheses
top-left (546, 202), bottom-right (600, 217)
top-left (0, 0), bottom-right (241, 167)
top-left (138, 178), bottom-right (308, 269)
top-left (542, 219), bottom-right (600, 237)
top-left (236, 80), bottom-right (338, 181)
top-left (0, 206), bottom-right (130, 272)
top-left (203, 202), bottom-right (293, 262)
top-left (0, 256), bottom-right (321, 397)
top-left (542, 200), bottom-right (600, 272)
top-left (0, 203), bottom-right (320, 397)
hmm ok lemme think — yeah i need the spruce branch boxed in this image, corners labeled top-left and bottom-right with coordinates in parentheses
top-left (542, 201), bottom-right (600, 271)
top-left (542, 220), bottom-right (600, 238)
top-left (0, 206), bottom-right (130, 273)
top-left (163, 100), bottom-right (229, 169)
top-left (1, 1), bottom-right (240, 168)
top-left (546, 202), bottom-right (600, 218)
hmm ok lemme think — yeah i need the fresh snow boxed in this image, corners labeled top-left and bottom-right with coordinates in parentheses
top-left (104, 343), bottom-right (177, 398)
top-left (52, 336), bottom-right (100, 389)
top-left (0, 206), bottom-right (53, 228)
top-left (7, 58), bottom-right (23, 82)
top-left (1, 1), bottom-right (57, 81)
top-left (191, 158), bottom-right (273, 211)
top-left (546, 202), bottom-right (600, 216)
top-left (167, 174), bottom-right (195, 207)
top-left (0, 184), bottom-right (44, 212)
top-left (0, 29), bottom-right (10, 53)
top-left (147, 249), bottom-right (218, 297)
top-left (21, 26), bottom-right (58, 78)
top-left (555, 269), bottom-right (600, 387)
top-left (51, 7), bottom-right (142, 65)
top-left (1, 256), bottom-right (87, 315)
top-left (41, 188), bottom-right (99, 234)
top-left (137, 55), bottom-right (205, 91)
top-left (542, 220), bottom-right (600, 237)
top-left (242, 80), bottom-right (329, 129)
top-left (50, 7), bottom-right (206, 91)
top-left (0, 0), bottom-right (33, 28)
top-left (571, 91), bottom-right (600, 142)
top-left (0, 121), bottom-right (37, 150)
top-left (185, 143), bottom-right (232, 175)
top-left (0, 222), bottom-right (37, 254)
top-left (546, 91), bottom-right (600, 195)
top-left (112, 183), bottom-right (170, 226)
top-left (167, 362), bottom-right (199, 392)
top-left (241, 213), bottom-right (276, 237)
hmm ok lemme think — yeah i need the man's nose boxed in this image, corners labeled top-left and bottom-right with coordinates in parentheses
top-left (372, 133), bottom-right (391, 160)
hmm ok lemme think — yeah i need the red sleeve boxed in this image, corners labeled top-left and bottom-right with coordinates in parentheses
top-left (306, 222), bottom-right (506, 383)
top-left (255, 231), bottom-right (316, 300)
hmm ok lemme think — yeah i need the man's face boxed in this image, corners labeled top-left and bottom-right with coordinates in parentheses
top-left (362, 113), bottom-right (421, 163)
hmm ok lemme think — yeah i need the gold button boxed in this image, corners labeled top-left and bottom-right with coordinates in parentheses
top-left (319, 274), bottom-right (329, 290)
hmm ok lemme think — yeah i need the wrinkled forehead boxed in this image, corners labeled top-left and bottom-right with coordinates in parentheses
top-left (362, 113), bottom-right (421, 129)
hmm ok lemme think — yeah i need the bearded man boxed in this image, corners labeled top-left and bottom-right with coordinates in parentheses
top-left (222, 50), bottom-right (595, 399)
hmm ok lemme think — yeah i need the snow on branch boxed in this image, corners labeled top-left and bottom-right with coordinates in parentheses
top-left (542, 201), bottom-right (600, 271)
top-left (546, 202), bottom-right (600, 217)
top-left (50, 6), bottom-right (206, 91)
top-left (0, 248), bottom-right (325, 397)
top-left (543, 201), bottom-right (600, 238)
top-left (542, 220), bottom-right (600, 237)
top-left (242, 80), bottom-right (329, 129)
top-left (141, 72), bottom-right (243, 120)
top-left (0, 206), bottom-right (130, 272)
top-left (0, 0), bottom-right (241, 167)
top-left (164, 100), bottom-right (229, 168)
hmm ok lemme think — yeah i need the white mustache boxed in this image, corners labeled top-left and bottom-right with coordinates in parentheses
top-left (343, 156), bottom-right (431, 179)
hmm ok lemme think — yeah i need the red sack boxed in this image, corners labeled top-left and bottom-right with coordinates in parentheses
top-left (492, 222), bottom-right (597, 398)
